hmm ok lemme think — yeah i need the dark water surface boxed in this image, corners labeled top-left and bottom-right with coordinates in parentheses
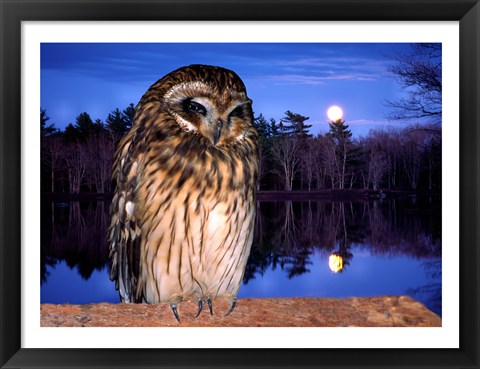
top-left (41, 195), bottom-right (442, 316)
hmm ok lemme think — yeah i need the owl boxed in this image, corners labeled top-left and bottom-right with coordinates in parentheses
top-left (108, 64), bottom-right (259, 322)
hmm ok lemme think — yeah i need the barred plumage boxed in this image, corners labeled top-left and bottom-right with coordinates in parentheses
top-left (108, 65), bottom-right (259, 320)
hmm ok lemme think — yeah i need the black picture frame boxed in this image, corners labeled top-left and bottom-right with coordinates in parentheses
top-left (1, 0), bottom-right (479, 368)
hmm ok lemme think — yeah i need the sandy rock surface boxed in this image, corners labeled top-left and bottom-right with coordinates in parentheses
top-left (41, 296), bottom-right (440, 327)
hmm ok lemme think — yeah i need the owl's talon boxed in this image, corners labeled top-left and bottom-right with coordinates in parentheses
top-left (195, 300), bottom-right (203, 318)
top-left (170, 303), bottom-right (181, 323)
top-left (225, 299), bottom-right (237, 317)
top-left (207, 297), bottom-right (213, 316)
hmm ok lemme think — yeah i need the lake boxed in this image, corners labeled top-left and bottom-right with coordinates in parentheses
top-left (40, 195), bottom-right (442, 316)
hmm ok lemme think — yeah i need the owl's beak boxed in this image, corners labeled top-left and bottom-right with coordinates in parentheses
top-left (213, 120), bottom-right (223, 145)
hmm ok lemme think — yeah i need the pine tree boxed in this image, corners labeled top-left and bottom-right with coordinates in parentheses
top-left (270, 118), bottom-right (280, 138)
top-left (254, 113), bottom-right (270, 140)
top-left (106, 108), bottom-right (128, 140)
top-left (63, 123), bottom-right (78, 143)
top-left (40, 108), bottom-right (49, 129)
top-left (122, 103), bottom-right (135, 131)
top-left (74, 112), bottom-right (100, 142)
top-left (40, 108), bottom-right (57, 136)
top-left (278, 120), bottom-right (288, 135)
top-left (254, 114), bottom-right (276, 190)
top-left (327, 119), bottom-right (352, 144)
top-left (280, 110), bottom-right (312, 138)
top-left (105, 104), bottom-right (135, 142)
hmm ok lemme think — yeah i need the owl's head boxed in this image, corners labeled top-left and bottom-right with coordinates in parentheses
top-left (142, 65), bottom-right (254, 146)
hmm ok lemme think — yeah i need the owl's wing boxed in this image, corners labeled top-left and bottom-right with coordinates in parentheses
top-left (108, 136), bottom-right (143, 303)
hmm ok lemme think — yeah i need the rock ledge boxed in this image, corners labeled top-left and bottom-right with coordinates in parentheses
top-left (41, 296), bottom-right (441, 327)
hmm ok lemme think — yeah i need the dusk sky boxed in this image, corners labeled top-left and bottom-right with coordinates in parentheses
top-left (41, 42), bottom-right (427, 137)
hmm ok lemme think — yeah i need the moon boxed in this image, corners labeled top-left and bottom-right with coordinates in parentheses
top-left (327, 105), bottom-right (344, 122)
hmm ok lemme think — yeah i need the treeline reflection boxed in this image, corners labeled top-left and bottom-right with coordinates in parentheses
top-left (41, 196), bottom-right (441, 288)
top-left (41, 201), bottom-right (111, 283)
top-left (245, 197), bottom-right (441, 282)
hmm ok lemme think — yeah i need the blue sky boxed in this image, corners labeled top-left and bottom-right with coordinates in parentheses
top-left (41, 43), bottom-right (424, 137)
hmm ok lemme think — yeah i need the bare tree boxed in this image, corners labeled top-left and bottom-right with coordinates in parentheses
top-left (359, 132), bottom-right (390, 190)
top-left (383, 128), bottom-right (402, 189)
top-left (64, 143), bottom-right (87, 193)
top-left (400, 129), bottom-right (425, 190)
top-left (300, 139), bottom-right (316, 191)
top-left (256, 139), bottom-right (269, 191)
top-left (324, 137), bottom-right (338, 189)
top-left (271, 135), bottom-right (301, 191)
top-left (41, 135), bottom-right (64, 192)
top-left (367, 150), bottom-right (388, 190)
top-left (422, 127), bottom-right (442, 191)
top-left (311, 136), bottom-right (328, 190)
top-left (385, 43), bottom-right (442, 122)
top-left (85, 132), bottom-right (115, 193)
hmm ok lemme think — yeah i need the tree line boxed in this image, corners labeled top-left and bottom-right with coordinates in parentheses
top-left (254, 112), bottom-right (441, 192)
top-left (41, 105), bottom-right (134, 194)
top-left (41, 105), bottom-right (441, 194)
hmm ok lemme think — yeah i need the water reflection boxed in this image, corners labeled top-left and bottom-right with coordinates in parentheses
top-left (245, 199), bottom-right (440, 280)
top-left (41, 196), bottom-right (441, 315)
top-left (41, 200), bottom-right (110, 283)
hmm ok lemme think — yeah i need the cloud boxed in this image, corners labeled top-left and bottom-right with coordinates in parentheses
top-left (261, 72), bottom-right (377, 85)
top-left (348, 119), bottom-right (405, 125)
top-left (245, 54), bottom-right (389, 85)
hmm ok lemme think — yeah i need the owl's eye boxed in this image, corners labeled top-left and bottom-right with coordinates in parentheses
top-left (229, 106), bottom-right (244, 118)
top-left (184, 100), bottom-right (207, 115)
